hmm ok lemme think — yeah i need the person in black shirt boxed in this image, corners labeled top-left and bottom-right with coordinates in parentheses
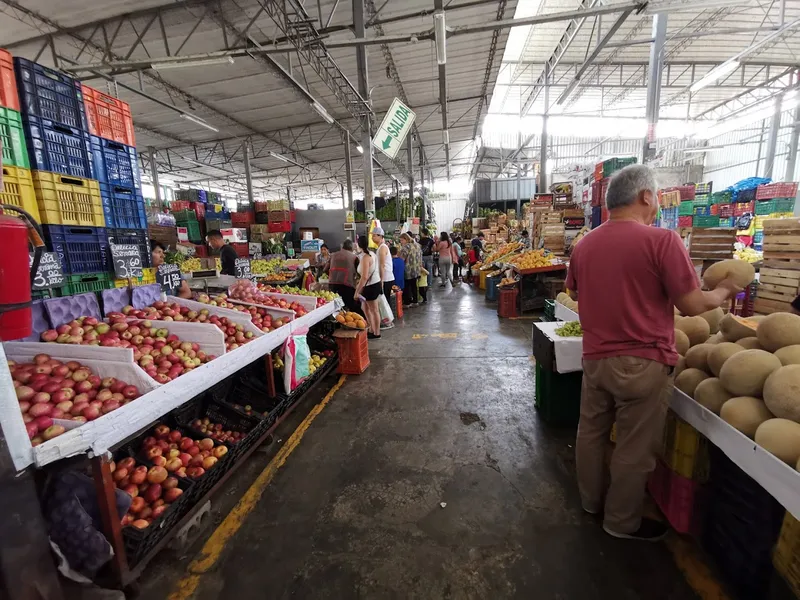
top-left (207, 229), bottom-right (239, 276)
top-left (420, 230), bottom-right (435, 287)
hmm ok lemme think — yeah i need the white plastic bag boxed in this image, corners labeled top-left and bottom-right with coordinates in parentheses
top-left (283, 333), bottom-right (311, 392)
top-left (378, 293), bottom-right (394, 326)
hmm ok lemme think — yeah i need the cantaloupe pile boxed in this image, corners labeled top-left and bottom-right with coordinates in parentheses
top-left (556, 292), bottom-right (578, 313)
top-left (673, 308), bottom-right (800, 468)
top-left (335, 311), bottom-right (367, 330)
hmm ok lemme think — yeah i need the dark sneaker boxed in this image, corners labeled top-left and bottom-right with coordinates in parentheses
top-left (604, 518), bottom-right (668, 542)
top-left (368, 332), bottom-right (381, 340)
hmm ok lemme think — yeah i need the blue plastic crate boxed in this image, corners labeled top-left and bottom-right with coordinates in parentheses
top-left (43, 224), bottom-right (109, 275)
top-left (99, 182), bottom-right (147, 229)
top-left (23, 115), bottom-right (94, 179)
top-left (90, 135), bottom-right (140, 190)
top-left (13, 57), bottom-right (87, 131)
top-left (205, 208), bottom-right (230, 221)
top-left (719, 217), bottom-right (735, 227)
top-left (106, 227), bottom-right (151, 268)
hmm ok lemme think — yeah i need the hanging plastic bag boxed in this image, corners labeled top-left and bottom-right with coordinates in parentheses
top-left (378, 293), bottom-right (394, 327)
top-left (283, 331), bottom-right (311, 391)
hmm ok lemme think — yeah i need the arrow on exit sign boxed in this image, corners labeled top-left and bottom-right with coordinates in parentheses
top-left (372, 97), bottom-right (416, 159)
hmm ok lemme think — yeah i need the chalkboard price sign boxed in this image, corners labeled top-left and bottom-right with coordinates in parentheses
top-left (29, 252), bottom-right (65, 291)
top-left (110, 244), bottom-right (144, 279)
top-left (234, 257), bottom-right (252, 280)
top-left (157, 263), bottom-right (182, 293)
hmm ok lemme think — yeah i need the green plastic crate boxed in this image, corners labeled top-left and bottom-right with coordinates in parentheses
top-left (534, 362), bottom-right (582, 427)
top-left (693, 215), bottom-right (720, 228)
top-left (56, 272), bottom-right (113, 297)
top-left (692, 198), bottom-right (709, 207)
top-left (679, 201), bottom-right (694, 216)
top-left (711, 191), bottom-right (732, 204)
top-left (544, 299), bottom-right (555, 321)
top-left (176, 219), bottom-right (202, 243)
top-left (0, 107), bottom-right (29, 169)
top-left (602, 157), bottom-right (637, 177)
top-left (171, 209), bottom-right (198, 222)
top-left (755, 198), bottom-right (795, 215)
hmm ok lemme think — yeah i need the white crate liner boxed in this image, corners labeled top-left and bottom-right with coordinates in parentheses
top-left (125, 320), bottom-right (227, 357)
top-left (166, 297), bottom-right (264, 339)
top-left (0, 301), bottom-right (338, 469)
top-left (554, 301), bottom-right (579, 322)
top-left (532, 321), bottom-right (583, 374)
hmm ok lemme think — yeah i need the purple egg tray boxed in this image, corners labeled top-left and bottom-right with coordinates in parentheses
top-left (132, 284), bottom-right (161, 310)
top-left (18, 299), bottom-right (50, 341)
top-left (101, 288), bottom-right (130, 316)
top-left (43, 293), bottom-right (102, 328)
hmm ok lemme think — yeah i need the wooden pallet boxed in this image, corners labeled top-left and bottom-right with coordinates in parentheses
top-left (762, 219), bottom-right (800, 265)
top-left (689, 227), bottom-right (736, 260)
top-left (754, 297), bottom-right (792, 315)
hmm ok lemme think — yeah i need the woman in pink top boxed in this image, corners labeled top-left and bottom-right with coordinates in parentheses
top-left (436, 232), bottom-right (454, 287)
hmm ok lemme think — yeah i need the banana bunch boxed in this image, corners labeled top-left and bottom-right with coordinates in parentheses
top-left (179, 257), bottom-right (202, 273)
top-left (510, 249), bottom-right (554, 269)
top-left (251, 257), bottom-right (283, 275)
top-left (735, 247), bottom-right (762, 264)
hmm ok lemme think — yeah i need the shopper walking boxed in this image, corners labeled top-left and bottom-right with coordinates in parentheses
top-left (324, 239), bottom-right (360, 313)
top-left (371, 227), bottom-right (395, 300)
top-left (399, 232), bottom-right (421, 307)
top-left (451, 235), bottom-right (464, 283)
top-left (565, 164), bottom-right (741, 542)
top-left (420, 230), bottom-right (435, 287)
top-left (354, 235), bottom-right (382, 340)
top-left (436, 232), bottom-right (454, 287)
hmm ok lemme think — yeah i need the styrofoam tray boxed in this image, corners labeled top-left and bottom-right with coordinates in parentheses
top-left (123, 319), bottom-right (227, 357)
top-left (259, 292), bottom-right (317, 314)
top-left (227, 299), bottom-right (295, 322)
top-left (166, 296), bottom-right (264, 338)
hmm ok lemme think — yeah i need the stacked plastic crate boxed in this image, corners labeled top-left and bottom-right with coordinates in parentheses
top-left (267, 199), bottom-right (291, 233)
top-left (752, 182), bottom-right (798, 251)
top-left (172, 189), bottom-right (207, 244)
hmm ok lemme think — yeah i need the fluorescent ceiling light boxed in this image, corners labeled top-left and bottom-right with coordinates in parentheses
top-left (180, 113), bottom-right (219, 133)
top-left (442, 130), bottom-right (450, 146)
top-left (682, 145), bottom-right (726, 154)
top-left (690, 60), bottom-right (740, 93)
top-left (434, 12), bottom-right (446, 65)
top-left (311, 101), bottom-right (335, 124)
top-left (269, 151), bottom-right (290, 163)
top-left (152, 56), bottom-right (234, 70)
top-left (356, 144), bottom-right (364, 154)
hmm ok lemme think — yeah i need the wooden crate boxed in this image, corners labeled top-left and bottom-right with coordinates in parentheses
top-left (754, 265), bottom-right (800, 314)
top-left (689, 227), bottom-right (736, 261)
top-left (762, 219), bottom-right (800, 267)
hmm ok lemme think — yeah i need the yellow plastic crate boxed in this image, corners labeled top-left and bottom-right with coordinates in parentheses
top-left (610, 422), bottom-right (617, 443)
top-left (113, 267), bottom-right (156, 288)
top-left (774, 512), bottom-right (800, 597)
top-left (0, 165), bottom-right (39, 222)
top-left (32, 171), bottom-right (105, 227)
top-left (479, 270), bottom-right (488, 290)
top-left (660, 411), bottom-right (709, 482)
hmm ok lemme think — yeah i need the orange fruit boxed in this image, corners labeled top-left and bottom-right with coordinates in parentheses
top-left (335, 314), bottom-right (346, 324)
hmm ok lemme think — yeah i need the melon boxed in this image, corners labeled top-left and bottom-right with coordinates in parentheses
top-left (556, 292), bottom-right (570, 304)
top-left (702, 259), bottom-right (755, 289)
top-left (685, 343), bottom-right (714, 372)
top-left (675, 355), bottom-right (687, 377)
top-left (694, 378), bottom-right (733, 414)
top-left (674, 314), bottom-right (682, 325)
top-left (674, 329), bottom-right (690, 356)
top-left (718, 349), bottom-right (782, 397)
top-left (675, 368), bottom-right (710, 398)
top-left (708, 342), bottom-right (745, 377)
top-left (736, 337), bottom-right (763, 350)
top-left (763, 364), bottom-right (800, 423)
top-left (720, 396), bottom-right (774, 438)
top-left (706, 332), bottom-right (725, 344)
top-left (775, 345), bottom-right (800, 366)
top-left (755, 419), bottom-right (800, 464)
top-left (676, 316), bottom-right (710, 347)
top-left (699, 307), bottom-right (725, 334)
top-left (757, 312), bottom-right (800, 352)
top-left (719, 313), bottom-right (759, 342)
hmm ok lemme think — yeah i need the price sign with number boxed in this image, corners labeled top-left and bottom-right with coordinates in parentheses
top-left (234, 257), bottom-right (252, 280)
top-left (157, 263), bottom-right (182, 293)
top-left (29, 252), bottom-right (65, 291)
top-left (110, 244), bottom-right (143, 279)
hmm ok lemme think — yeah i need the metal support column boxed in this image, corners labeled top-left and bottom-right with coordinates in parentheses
top-left (785, 102), bottom-right (800, 182)
top-left (243, 140), bottom-right (254, 205)
top-left (643, 14), bottom-right (667, 162)
top-left (407, 135), bottom-right (417, 225)
top-left (764, 94), bottom-right (783, 179)
top-left (539, 65), bottom-right (549, 194)
top-left (344, 137), bottom-right (354, 212)
top-left (148, 146), bottom-right (161, 203)
top-left (434, 0), bottom-right (451, 180)
top-left (353, 0), bottom-right (374, 211)
top-left (419, 145), bottom-right (426, 228)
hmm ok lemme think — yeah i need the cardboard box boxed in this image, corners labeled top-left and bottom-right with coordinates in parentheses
top-left (301, 251), bottom-right (317, 261)
top-left (232, 228), bottom-right (248, 242)
top-left (300, 239), bottom-right (324, 253)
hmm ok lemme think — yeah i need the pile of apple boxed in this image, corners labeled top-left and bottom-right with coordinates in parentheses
top-left (188, 417), bottom-right (247, 444)
top-left (11, 355), bottom-right (141, 445)
top-left (115, 302), bottom-right (257, 351)
top-left (228, 280), bottom-right (309, 317)
top-left (112, 456), bottom-right (184, 530)
top-left (195, 293), bottom-right (289, 333)
top-left (136, 423), bottom-right (227, 480)
top-left (260, 284), bottom-right (334, 307)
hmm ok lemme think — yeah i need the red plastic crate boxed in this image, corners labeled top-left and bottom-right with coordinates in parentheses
top-left (82, 84), bottom-right (135, 146)
top-left (718, 203), bottom-right (733, 217)
top-left (756, 182), bottom-right (798, 200)
top-left (268, 221), bottom-right (291, 233)
top-left (709, 203), bottom-right (719, 216)
top-left (733, 201), bottom-right (755, 216)
top-left (231, 242), bottom-right (248, 257)
top-left (591, 178), bottom-right (609, 207)
top-left (254, 201), bottom-right (269, 213)
top-left (335, 329), bottom-right (369, 375)
top-left (648, 460), bottom-right (704, 536)
top-left (674, 185), bottom-right (696, 201)
top-left (678, 216), bottom-right (693, 228)
top-left (170, 201), bottom-right (190, 211)
top-left (0, 49), bottom-right (19, 111)
top-left (231, 211), bottom-right (255, 226)
top-left (192, 243), bottom-right (208, 257)
top-left (498, 287), bottom-right (519, 318)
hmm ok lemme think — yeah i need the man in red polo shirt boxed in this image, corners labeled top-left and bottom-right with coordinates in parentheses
top-left (566, 165), bottom-right (740, 542)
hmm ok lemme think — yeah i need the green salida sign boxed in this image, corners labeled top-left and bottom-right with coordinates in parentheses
top-left (372, 98), bottom-right (416, 160)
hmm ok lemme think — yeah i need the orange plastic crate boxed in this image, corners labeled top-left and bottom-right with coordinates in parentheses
top-left (334, 329), bottom-right (369, 374)
top-left (0, 49), bottom-right (19, 111)
top-left (82, 84), bottom-right (135, 146)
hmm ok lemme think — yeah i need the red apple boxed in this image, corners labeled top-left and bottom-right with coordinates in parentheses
top-left (151, 455), bottom-right (167, 467)
top-left (130, 466), bottom-right (148, 485)
top-left (118, 457), bottom-right (136, 471)
top-left (146, 466), bottom-right (168, 484)
top-left (163, 487), bottom-right (183, 502)
top-left (143, 484), bottom-right (162, 504)
top-left (178, 453), bottom-right (192, 467)
top-left (129, 496), bottom-right (146, 514)
top-left (81, 406), bottom-right (101, 421)
top-left (153, 424), bottom-right (170, 439)
top-left (144, 447), bottom-right (162, 460)
top-left (212, 445), bottom-right (228, 459)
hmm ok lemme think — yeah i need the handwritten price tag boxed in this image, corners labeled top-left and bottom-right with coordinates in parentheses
top-left (157, 263), bottom-right (182, 293)
top-left (110, 244), bottom-right (143, 279)
top-left (29, 252), bottom-right (65, 291)
top-left (234, 257), bottom-right (252, 280)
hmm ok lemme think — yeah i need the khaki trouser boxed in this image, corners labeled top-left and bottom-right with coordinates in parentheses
top-left (577, 356), bottom-right (673, 533)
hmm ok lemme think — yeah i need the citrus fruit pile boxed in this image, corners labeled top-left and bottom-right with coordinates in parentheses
top-left (335, 311), bottom-right (366, 330)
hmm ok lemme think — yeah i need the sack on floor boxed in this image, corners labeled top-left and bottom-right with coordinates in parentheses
top-left (283, 332), bottom-right (311, 391)
top-left (378, 293), bottom-right (394, 326)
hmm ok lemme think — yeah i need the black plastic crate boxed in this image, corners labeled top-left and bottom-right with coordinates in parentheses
top-left (173, 393), bottom-right (260, 447)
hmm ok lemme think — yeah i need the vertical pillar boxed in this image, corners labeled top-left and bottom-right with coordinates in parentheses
top-left (539, 65), bottom-right (549, 194)
top-left (148, 147), bottom-right (161, 203)
top-left (764, 94), bottom-right (783, 179)
top-left (408, 135), bottom-right (418, 227)
top-left (785, 102), bottom-right (800, 183)
top-left (243, 140), bottom-right (254, 205)
top-left (353, 0), bottom-right (374, 211)
top-left (344, 137), bottom-right (354, 212)
top-left (643, 14), bottom-right (667, 162)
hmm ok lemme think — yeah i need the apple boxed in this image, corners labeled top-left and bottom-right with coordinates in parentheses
top-left (143, 484), bottom-right (162, 504)
top-left (33, 353), bottom-right (50, 365)
top-left (71, 369), bottom-right (91, 382)
top-left (42, 425), bottom-right (65, 440)
top-left (113, 467), bottom-right (129, 482)
top-left (186, 467), bottom-right (205, 479)
top-left (130, 466), bottom-right (148, 485)
top-left (51, 389), bottom-right (74, 404)
top-left (178, 453), bottom-right (192, 467)
top-left (131, 519), bottom-right (149, 529)
top-left (147, 466), bottom-right (168, 484)
top-left (151, 455), bottom-right (167, 467)
top-left (71, 416), bottom-right (87, 424)
top-left (16, 386), bottom-right (34, 401)
top-left (28, 403), bottom-right (53, 418)
top-left (179, 438), bottom-right (195, 451)
top-left (163, 487), bottom-right (183, 503)
top-left (167, 448), bottom-right (181, 460)
top-left (163, 476), bottom-right (179, 490)
top-left (123, 385), bottom-right (139, 399)
top-left (212, 446), bottom-right (229, 459)
top-left (165, 457), bottom-right (183, 472)
top-left (81, 406), bottom-right (101, 421)
top-left (141, 436), bottom-right (158, 450)
top-left (198, 438), bottom-right (215, 451)
top-left (118, 457), bottom-right (136, 471)
top-left (32, 392), bottom-right (50, 404)
top-left (144, 447), bottom-right (163, 460)
top-left (202, 456), bottom-right (218, 470)
top-left (129, 496), bottom-right (146, 514)
top-left (167, 430), bottom-right (182, 443)
top-left (154, 424), bottom-right (170, 439)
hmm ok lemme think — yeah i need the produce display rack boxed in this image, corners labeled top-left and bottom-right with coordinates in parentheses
top-left (513, 264), bottom-right (567, 313)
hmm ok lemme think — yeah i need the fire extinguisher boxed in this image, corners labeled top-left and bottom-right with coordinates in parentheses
top-left (0, 205), bottom-right (45, 341)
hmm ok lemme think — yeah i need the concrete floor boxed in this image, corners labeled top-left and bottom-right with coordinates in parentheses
top-left (145, 281), bottom-right (700, 600)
